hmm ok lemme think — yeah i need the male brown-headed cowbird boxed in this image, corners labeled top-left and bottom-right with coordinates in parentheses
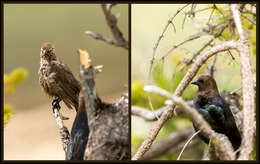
top-left (38, 42), bottom-right (81, 111)
top-left (191, 75), bottom-right (241, 151)
top-left (66, 91), bottom-right (89, 160)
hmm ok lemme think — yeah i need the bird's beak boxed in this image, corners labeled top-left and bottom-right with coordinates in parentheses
top-left (191, 80), bottom-right (199, 85)
top-left (43, 50), bottom-right (47, 55)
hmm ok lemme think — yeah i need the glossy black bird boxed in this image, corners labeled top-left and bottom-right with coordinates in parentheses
top-left (191, 75), bottom-right (241, 151)
top-left (66, 91), bottom-right (89, 160)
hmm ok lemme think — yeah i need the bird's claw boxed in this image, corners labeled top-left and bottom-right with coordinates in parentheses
top-left (52, 98), bottom-right (61, 113)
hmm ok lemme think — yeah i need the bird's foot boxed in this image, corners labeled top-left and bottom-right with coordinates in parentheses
top-left (52, 98), bottom-right (61, 113)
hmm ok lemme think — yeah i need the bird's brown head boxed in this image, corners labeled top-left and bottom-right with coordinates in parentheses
top-left (191, 75), bottom-right (219, 93)
top-left (40, 42), bottom-right (57, 61)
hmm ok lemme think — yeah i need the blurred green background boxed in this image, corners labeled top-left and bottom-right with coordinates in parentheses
top-left (131, 4), bottom-right (256, 160)
top-left (4, 4), bottom-right (128, 160)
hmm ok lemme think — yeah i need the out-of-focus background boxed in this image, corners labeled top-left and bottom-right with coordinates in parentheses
top-left (131, 4), bottom-right (256, 160)
top-left (3, 4), bottom-right (128, 160)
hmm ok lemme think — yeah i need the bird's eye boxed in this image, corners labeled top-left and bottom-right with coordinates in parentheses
top-left (198, 79), bottom-right (204, 83)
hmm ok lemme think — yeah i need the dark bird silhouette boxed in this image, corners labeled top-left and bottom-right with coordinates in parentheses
top-left (66, 91), bottom-right (89, 160)
top-left (38, 42), bottom-right (81, 111)
top-left (191, 75), bottom-right (241, 151)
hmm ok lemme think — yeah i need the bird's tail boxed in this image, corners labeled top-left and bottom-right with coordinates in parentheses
top-left (66, 91), bottom-right (89, 160)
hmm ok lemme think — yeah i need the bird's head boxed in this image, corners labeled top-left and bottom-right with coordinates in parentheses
top-left (40, 42), bottom-right (57, 61)
top-left (191, 75), bottom-right (219, 93)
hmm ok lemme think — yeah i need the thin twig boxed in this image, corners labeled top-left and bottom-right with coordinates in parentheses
top-left (131, 106), bottom-right (166, 121)
top-left (207, 5), bottom-right (216, 24)
top-left (149, 4), bottom-right (189, 74)
top-left (147, 4), bottom-right (190, 116)
top-left (241, 14), bottom-right (256, 25)
top-left (179, 39), bottom-right (213, 71)
top-left (53, 107), bottom-right (70, 152)
top-left (157, 32), bottom-right (204, 63)
top-left (179, 25), bottom-right (227, 71)
top-left (177, 130), bottom-right (201, 160)
top-left (207, 55), bottom-right (217, 77)
top-left (141, 127), bottom-right (198, 160)
top-left (230, 87), bottom-right (242, 94)
top-left (85, 31), bottom-right (118, 47)
top-left (86, 4), bottom-right (128, 49)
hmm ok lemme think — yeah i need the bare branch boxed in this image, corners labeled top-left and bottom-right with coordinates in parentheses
top-left (207, 55), bottom-right (217, 77)
top-left (147, 4), bottom-right (190, 117)
top-left (177, 130), bottom-right (201, 160)
top-left (86, 4), bottom-right (128, 50)
top-left (212, 132), bottom-right (236, 160)
top-left (52, 107), bottom-right (70, 152)
top-left (141, 127), bottom-right (199, 160)
top-left (151, 4), bottom-right (189, 63)
top-left (78, 49), bottom-right (129, 160)
top-left (131, 106), bottom-right (166, 121)
top-left (85, 31), bottom-right (119, 47)
top-left (207, 4), bottom-right (216, 24)
top-left (241, 13), bottom-right (256, 25)
top-left (101, 4), bottom-right (128, 49)
top-left (179, 24), bottom-right (227, 71)
top-left (231, 4), bottom-right (256, 160)
top-left (78, 49), bottom-right (99, 121)
top-left (158, 32), bottom-right (204, 62)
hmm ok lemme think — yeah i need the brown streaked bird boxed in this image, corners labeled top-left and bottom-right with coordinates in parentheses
top-left (38, 42), bottom-right (81, 112)
top-left (191, 75), bottom-right (241, 151)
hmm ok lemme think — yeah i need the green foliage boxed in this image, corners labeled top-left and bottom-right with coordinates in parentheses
top-left (250, 144), bottom-right (256, 160)
top-left (131, 80), bottom-right (167, 110)
top-left (132, 59), bottom-right (197, 110)
top-left (4, 68), bottom-right (28, 126)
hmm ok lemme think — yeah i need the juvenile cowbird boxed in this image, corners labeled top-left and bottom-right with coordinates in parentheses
top-left (66, 91), bottom-right (89, 160)
top-left (191, 75), bottom-right (241, 151)
top-left (38, 42), bottom-right (81, 111)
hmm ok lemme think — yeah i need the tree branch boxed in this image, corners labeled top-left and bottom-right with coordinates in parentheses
top-left (86, 4), bottom-right (128, 49)
top-left (141, 127), bottom-right (199, 160)
top-left (78, 49), bottom-right (129, 160)
top-left (78, 49), bottom-right (100, 121)
top-left (148, 4), bottom-right (189, 82)
top-left (131, 106), bottom-right (166, 121)
top-left (52, 107), bottom-right (70, 152)
top-left (231, 4), bottom-right (256, 160)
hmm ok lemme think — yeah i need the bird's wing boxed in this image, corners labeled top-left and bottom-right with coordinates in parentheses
top-left (211, 96), bottom-right (241, 150)
top-left (50, 60), bottom-right (81, 109)
top-left (207, 97), bottom-right (227, 126)
top-left (210, 96), bottom-right (239, 131)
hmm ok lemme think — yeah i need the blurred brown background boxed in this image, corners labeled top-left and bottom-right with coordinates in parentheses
top-left (3, 4), bottom-right (128, 160)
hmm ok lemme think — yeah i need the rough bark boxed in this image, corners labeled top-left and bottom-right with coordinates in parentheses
top-left (78, 49), bottom-right (130, 160)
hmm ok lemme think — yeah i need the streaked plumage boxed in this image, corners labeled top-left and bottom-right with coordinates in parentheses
top-left (38, 42), bottom-right (81, 111)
